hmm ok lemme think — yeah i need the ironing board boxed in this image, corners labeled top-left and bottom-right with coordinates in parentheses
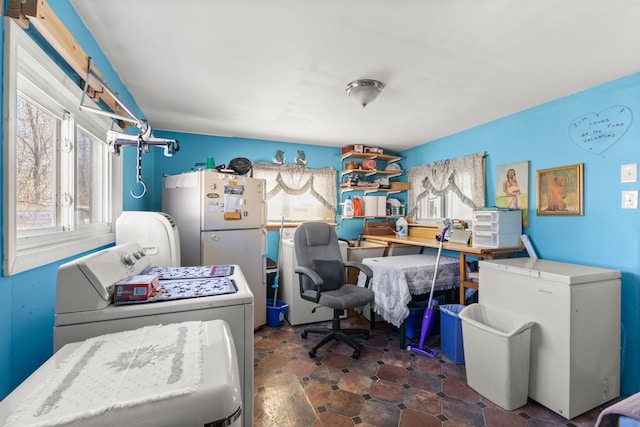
top-left (356, 254), bottom-right (460, 327)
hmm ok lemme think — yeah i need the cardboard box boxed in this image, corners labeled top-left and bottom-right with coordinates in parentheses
top-left (341, 145), bottom-right (355, 154)
top-left (113, 274), bottom-right (160, 302)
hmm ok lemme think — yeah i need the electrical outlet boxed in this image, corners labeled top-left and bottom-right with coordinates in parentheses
top-left (621, 164), bottom-right (638, 183)
top-left (622, 190), bottom-right (638, 209)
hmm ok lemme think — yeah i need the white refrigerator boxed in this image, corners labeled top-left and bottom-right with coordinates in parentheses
top-left (163, 170), bottom-right (267, 328)
top-left (478, 258), bottom-right (621, 419)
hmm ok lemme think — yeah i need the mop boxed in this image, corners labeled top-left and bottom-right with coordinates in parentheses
top-left (407, 220), bottom-right (453, 357)
top-left (272, 217), bottom-right (285, 307)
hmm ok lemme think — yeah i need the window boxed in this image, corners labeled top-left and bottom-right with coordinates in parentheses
top-left (407, 152), bottom-right (485, 224)
top-left (252, 162), bottom-right (337, 222)
top-left (4, 19), bottom-right (121, 275)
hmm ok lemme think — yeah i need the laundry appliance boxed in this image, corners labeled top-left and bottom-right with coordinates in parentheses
top-left (1, 319), bottom-right (242, 426)
top-left (162, 170), bottom-right (267, 328)
top-left (116, 211), bottom-right (181, 266)
top-left (53, 242), bottom-right (254, 426)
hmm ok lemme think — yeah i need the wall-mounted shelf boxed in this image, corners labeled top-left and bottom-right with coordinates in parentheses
top-left (340, 169), bottom-right (403, 178)
top-left (342, 152), bottom-right (402, 164)
top-left (341, 187), bottom-right (402, 195)
top-left (339, 148), bottom-right (407, 225)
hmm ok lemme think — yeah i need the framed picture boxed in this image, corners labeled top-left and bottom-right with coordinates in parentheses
top-left (536, 163), bottom-right (584, 216)
top-left (496, 161), bottom-right (529, 227)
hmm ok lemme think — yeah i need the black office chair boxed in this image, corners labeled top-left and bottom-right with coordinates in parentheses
top-left (294, 222), bottom-right (374, 358)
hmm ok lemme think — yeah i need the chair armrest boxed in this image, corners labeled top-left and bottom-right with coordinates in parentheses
top-left (294, 266), bottom-right (324, 303)
top-left (344, 261), bottom-right (373, 288)
top-left (344, 261), bottom-right (373, 278)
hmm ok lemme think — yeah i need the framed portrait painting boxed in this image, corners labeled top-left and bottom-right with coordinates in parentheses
top-left (536, 163), bottom-right (584, 216)
top-left (496, 161), bottom-right (529, 227)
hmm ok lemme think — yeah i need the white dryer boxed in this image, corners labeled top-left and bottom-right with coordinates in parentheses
top-left (53, 242), bottom-right (254, 427)
top-left (116, 211), bottom-right (181, 266)
top-left (278, 228), bottom-right (347, 325)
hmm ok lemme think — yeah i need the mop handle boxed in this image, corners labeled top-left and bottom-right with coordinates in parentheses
top-left (427, 224), bottom-right (451, 309)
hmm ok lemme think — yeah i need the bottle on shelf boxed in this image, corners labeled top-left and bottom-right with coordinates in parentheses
top-left (396, 216), bottom-right (408, 236)
top-left (343, 196), bottom-right (355, 217)
top-left (353, 197), bottom-right (362, 216)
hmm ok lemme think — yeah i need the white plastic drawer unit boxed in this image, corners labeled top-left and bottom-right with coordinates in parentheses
top-left (472, 210), bottom-right (522, 248)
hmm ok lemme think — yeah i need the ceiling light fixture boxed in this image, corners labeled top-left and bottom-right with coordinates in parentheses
top-left (345, 79), bottom-right (384, 108)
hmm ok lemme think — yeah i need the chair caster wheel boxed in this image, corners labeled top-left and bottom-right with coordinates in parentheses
top-left (351, 350), bottom-right (360, 359)
top-left (309, 349), bottom-right (316, 358)
top-left (301, 331), bottom-right (308, 339)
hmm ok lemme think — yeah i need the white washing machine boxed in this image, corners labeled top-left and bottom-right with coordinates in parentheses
top-left (278, 228), bottom-right (347, 325)
top-left (53, 242), bottom-right (254, 427)
top-left (0, 319), bottom-right (242, 426)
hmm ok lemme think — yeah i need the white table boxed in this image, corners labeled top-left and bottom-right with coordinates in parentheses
top-left (357, 254), bottom-right (460, 328)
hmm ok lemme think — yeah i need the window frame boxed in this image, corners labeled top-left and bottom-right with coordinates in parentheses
top-left (3, 19), bottom-right (122, 276)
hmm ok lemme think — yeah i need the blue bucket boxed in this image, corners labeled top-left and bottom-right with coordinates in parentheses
top-left (266, 299), bottom-right (288, 327)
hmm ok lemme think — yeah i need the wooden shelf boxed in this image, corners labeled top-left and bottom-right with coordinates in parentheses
top-left (341, 169), bottom-right (403, 178)
top-left (341, 187), bottom-right (402, 195)
top-left (341, 151), bottom-right (402, 164)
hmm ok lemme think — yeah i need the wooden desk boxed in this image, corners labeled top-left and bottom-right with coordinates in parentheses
top-left (362, 233), bottom-right (524, 304)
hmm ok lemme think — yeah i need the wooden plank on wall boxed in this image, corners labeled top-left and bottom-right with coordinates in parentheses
top-left (6, 0), bottom-right (126, 124)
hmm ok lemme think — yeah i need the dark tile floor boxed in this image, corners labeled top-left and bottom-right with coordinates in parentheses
top-left (253, 315), bottom-right (615, 427)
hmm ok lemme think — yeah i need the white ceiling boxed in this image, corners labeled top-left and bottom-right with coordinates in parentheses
top-left (70, 0), bottom-right (640, 152)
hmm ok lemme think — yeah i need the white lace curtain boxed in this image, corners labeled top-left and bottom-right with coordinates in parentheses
top-left (252, 162), bottom-right (337, 213)
top-left (407, 152), bottom-right (486, 218)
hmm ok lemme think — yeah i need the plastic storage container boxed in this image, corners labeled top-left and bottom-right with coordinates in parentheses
top-left (266, 299), bottom-right (288, 327)
top-left (472, 210), bottom-right (522, 248)
top-left (440, 304), bottom-right (466, 364)
top-left (459, 303), bottom-right (535, 410)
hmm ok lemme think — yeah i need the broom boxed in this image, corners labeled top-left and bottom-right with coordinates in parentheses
top-left (272, 217), bottom-right (285, 307)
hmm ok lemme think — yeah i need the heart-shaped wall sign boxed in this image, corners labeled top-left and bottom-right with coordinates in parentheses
top-left (569, 106), bottom-right (632, 155)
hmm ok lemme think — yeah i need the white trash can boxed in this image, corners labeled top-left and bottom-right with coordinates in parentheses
top-left (459, 303), bottom-right (535, 410)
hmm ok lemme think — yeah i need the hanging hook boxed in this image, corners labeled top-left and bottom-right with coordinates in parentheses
top-left (130, 134), bottom-right (147, 199)
top-left (130, 180), bottom-right (147, 199)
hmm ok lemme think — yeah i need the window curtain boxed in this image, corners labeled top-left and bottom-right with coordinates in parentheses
top-left (407, 152), bottom-right (486, 218)
top-left (252, 162), bottom-right (337, 213)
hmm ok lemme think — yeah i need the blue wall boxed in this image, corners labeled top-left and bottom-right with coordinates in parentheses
top-left (401, 75), bottom-right (640, 395)
top-left (0, 1), bottom-right (143, 397)
top-left (1, 0), bottom-right (638, 401)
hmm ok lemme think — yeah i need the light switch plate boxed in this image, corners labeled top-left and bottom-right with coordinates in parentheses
top-left (621, 164), bottom-right (638, 183)
top-left (622, 190), bottom-right (638, 209)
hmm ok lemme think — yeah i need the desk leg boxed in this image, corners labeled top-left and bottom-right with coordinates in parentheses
top-left (459, 252), bottom-right (480, 305)
top-left (459, 253), bottom-right (468, 305)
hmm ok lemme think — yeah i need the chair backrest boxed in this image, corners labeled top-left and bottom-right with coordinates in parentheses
top-left (294, 222), bottom-right (345, 292)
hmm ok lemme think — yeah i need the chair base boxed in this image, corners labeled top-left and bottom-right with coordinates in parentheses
top-left (301, 311), bottom-right (370, 359)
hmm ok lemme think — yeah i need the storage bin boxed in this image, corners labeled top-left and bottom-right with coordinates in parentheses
top-left (459, 303), bottom-right (535, 410)
top-left (440, 304), bottom-right (466, 364)
top-left (266, 299), bottom-right (288, 327)
top-left (472, 210), bottom-right (522, 248)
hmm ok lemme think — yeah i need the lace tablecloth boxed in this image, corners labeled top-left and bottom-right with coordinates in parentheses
top-left (357, 254), bottom-right (460, 327)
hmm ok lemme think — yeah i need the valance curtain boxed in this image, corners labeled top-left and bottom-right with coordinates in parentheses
top-left (407, 152), bottom-right (486, 218)
top-left (252, 162), bottom-right (337, 213)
